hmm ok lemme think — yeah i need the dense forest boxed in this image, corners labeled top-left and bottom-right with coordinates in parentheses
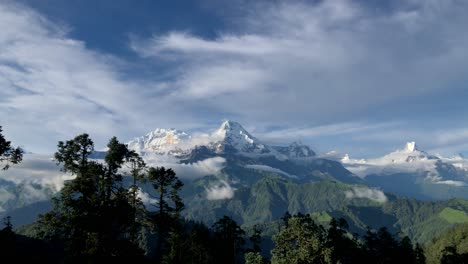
top-left (0, 128), bottom-right (467, 263)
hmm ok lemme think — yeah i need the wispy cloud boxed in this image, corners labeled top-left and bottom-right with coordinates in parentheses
top-left (435, 180), bottom-right (466, 187)
top-left (1, 154), bottom-right (72, 191)
top-left (0, 154), bottom-right (71, 212)
top-left (245, 164), bottom-right (297, 178)
top-left (205, 180), bottom-right (236, 200)
top-left (144, 155), bottom-right (226, 179)
top-left (0, 1), bottom-right (204, 152)
top-left (345, 186), bottom-right (388, 203)
top-left (132, 0), bottom-right (468, 128)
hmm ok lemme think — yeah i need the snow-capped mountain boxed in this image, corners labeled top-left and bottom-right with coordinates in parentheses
top-left (126, 120), bottom-right (360, 185)
top-left (342, 141), bottom-right (467, 179)
top-left (126, 128), bottom-right (190, 156)
top-left (210, 120), bottom-right (276, 155)
top-left (273, 141), bottom-right (316, 159)
top-left (341, 142), bottom-right (468, 200)
top-left (127, 120), bottom-right (288, 159)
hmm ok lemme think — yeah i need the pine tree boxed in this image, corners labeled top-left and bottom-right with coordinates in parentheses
top-left (249, 225), bottom-right (262, 253)
top-left (38, 134), bottom-right (144, 257)
top-left (125, 150), bottom-right (147, 244)
top-left (0, 126), bottom-right (23, 170)
top-left (414, 243), bottom-right (426, 264)
top-left (212, 216), bottom-right (246, 264)
top-left (271, 214), bottom-right (331, 264)
top-left (147, 166), bottom-right (184, 261)
top-left (326, 217), bottom-right (360, 264)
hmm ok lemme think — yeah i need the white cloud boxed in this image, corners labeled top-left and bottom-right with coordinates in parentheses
top-left (137, 189), bottom-right (158, 207)
top-left (132, 0), bottom-right (468, 130)
top-left (144, 155), bottom-right (226, 179)
top-left (205, 180), bottom-right (236, 200)
top-left (345, 186), bottom-right (388, 203)
top-left (434, 180), bottom-right (466, 187)
top-left (245, 164), bottom-right (297, 178)
top-left (1, 154), bottom-right (72, 191)
top-left (0, 154), bottom-right (72, 212)
top-left (129, 0), bottom-right (468, 158)
top-left (0, 1), bottom-right (202, 153)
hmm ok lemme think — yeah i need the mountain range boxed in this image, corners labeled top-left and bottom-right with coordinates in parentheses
top-left (125, 120), bottom-right (468, 200)
top-left (3, 120), bottom-right (468, 244)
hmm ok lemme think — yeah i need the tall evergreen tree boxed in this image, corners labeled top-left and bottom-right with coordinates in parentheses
top-left (271, 214), bottom-right (331, 264)
top-left (0, 126), bottom-right (23, 170)
top-left (249, 225), bottom-right (263, 254)
top-left (38, 134), bottom-right (144, 257)
top-left (147, 166), bottom-right (184, 261)
top-left (212, 216), bottom-right (246, 264)
top-left (326, 218), bottom-right (360, 264)
top-left (414, 243), bottom-right (426, 264)
top-left (125, 150), bottom-right (147, 244)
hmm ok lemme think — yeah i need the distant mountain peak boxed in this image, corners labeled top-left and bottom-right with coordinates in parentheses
top-left (215, 120), bottom-right (254, 139)
top-left (404, 141), bottom-right (418, 152)
top-left (211, 120), bottom-right (271, 154)
top-left (274, 141), bottom-right (316, 158)
top-left (127, 127), bottom-right (190, 155)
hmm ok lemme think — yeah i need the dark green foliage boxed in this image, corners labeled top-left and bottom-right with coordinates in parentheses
top-left (245, 252), bottom-right (269, 264)
top-left (327, 217), bottom-right (360, 263)
top-left (0, 126), bottom-right (23, 170)
top-left (162, 221), bottom-right (215, 264)
top-left (270, 214), bottom-right (426, 264)
top-left (183, 175), bottom-right (468, 245)
top-left (249, 225), bottom-right (263, 253)
top-left (147, 166), bottom-right (184, 260)
top-left (425, 223), bottom-right (468, 264)
top-left (440, 246), bottom-right (468, 264)
top-left (212, 215), bottom-right (246, 264)
top-left (126, 150), bottom-right (147, 244)
top-left (37, 134), bottom-right (146, 257)
top-left (271, 213), bottom-right (331, 264)
top-left (0, 217), bottom-right (60, 261)
top-left (415, 244), bottom-right (426, 264)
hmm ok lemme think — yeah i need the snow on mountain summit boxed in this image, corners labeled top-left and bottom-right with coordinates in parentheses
top-left (127, 128), bottom-right (190, 155)
top-left (211, 120), bottom-right (272, 154)
top-left (375, 141), bottom-right (437, 164)
top-left (341, 141), bottom-right (468, 187)
top-left (404, 141), bottom-right (418, 152)
top-left (126, 120), bottom-right (320, 159)
top-left (214, 121), bottom-right (257, 144)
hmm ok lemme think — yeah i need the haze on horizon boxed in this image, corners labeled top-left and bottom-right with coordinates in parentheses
top-left (1, 0), bottom-right (468, 158)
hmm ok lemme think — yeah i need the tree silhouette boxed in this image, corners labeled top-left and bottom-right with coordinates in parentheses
top-left (147, 166), bottom-right (184, 261)
top-left (38, 134), bottom-right (144, 257)
top-left (125, 150), bottom-right (147, 244)
top-left (0, 126), bottom-right (23, 170)
top-left (212, 216), bottom-right (246, 264)
top-left (326, 218), bottom-right (360, 264)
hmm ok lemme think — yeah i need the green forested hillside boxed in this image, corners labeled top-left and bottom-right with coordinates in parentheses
top-left (183, 175), bottom-right (468, 244)
top-left (425, 223), bottom-right (468, 264)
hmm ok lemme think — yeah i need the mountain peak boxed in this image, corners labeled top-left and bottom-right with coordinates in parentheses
top-left (127, 127), bottom-right (190, 154)
top-left (212, 120), bottom-right (272, 154)
top-left (404, 141), bottom-right (418, 152)
top-left (214, 120), bottom-right (256, 142)
top-left (216, 120), bottom-right (247, 135)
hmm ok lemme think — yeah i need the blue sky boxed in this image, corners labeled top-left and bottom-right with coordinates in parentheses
top-left (1, 0), bottom-right (468, 158)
